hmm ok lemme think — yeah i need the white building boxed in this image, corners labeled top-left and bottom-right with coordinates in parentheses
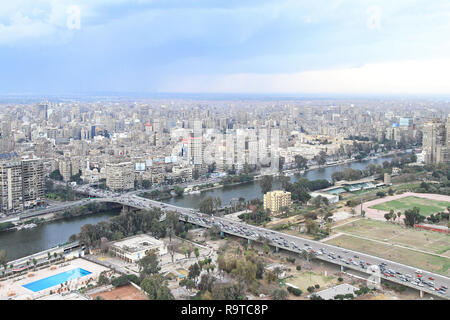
top-left (309, 192), bottom-right (339, 204)
top-left (109, 234), bottom-right (168, 263)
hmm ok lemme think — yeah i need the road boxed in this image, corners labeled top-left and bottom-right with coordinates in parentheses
top-left (2, 183), bottom-right (449, 299)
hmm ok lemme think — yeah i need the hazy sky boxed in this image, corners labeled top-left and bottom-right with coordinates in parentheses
top-left (1, 0), bottom-right (450, 95)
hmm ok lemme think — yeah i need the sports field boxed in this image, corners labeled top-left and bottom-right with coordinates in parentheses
top-left (334, 219), bottom-right (450, 257)
top-left (369, 196), bottom-right (450, 216)
top-left (326, 234), bottom-right (450, 276)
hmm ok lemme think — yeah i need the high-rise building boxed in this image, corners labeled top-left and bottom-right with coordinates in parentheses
top-left (106, 162), bottom-right (134, 191)
top-left (422, 119), bottom-right (445, 164)
top-left (21, 158), bottom-right (45, 209)
top-left (0, 154), bottom-right (44, 214)
top-left (0, 120), bottom-right (14, 152)
top-left (0, 156), bottom-right (23, 214)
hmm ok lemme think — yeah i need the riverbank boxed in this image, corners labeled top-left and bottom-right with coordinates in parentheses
top-left (0, 203), bottom-right (122, 235)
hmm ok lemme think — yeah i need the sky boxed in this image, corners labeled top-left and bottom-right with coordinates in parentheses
top-left (1, 0), bottom-right (450, 96)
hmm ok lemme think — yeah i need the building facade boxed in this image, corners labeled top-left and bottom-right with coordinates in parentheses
top-left (263, 190), bottom-right (291, 214)
top-left (0, 154), bottom-right (45, 214)
top-left (106, 161), bottom-right (134, 191)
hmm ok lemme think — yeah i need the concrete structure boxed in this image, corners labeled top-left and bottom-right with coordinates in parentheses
top-left (109, 234), bottom-right (168, 263)
top-left (263, 190), bottom-right (291, 214)
top-left (21, 158), bottom-right (45, 209)
top-left (384, 173), bottom-right (391, 185)
top-left (309, 192), bottom-right (339, 204)
top-left (106, 161), bottom-right (134, 191)
top-left (0, 154), bottom-right (45, 214)
top-left (422, 119), bottom-right (446, 164)
top-left (0, 156), bottom-right (23, 214)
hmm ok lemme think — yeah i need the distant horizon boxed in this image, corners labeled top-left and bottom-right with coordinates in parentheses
top-left (1, 91), bottom-right (450, 104)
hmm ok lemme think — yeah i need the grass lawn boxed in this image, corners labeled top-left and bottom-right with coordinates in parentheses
top-left (286, 271), bottom-right (337, 292)
top-left (370, 196), bottom-right (450, 216)
top-left (334, 219), bottom-right (450, 257)
top-left (326, 234), bottom-right (450, 276)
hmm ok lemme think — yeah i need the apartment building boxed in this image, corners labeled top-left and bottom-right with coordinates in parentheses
top-left (106, 161), bottom-right (134, 191)
top-left (263, 190), bottom-right (291, 215)
top-left (0, 154), bottom-right (45, 214)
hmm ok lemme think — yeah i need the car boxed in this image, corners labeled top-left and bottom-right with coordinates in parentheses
top-left (428, 276), bottom-right (434, 280)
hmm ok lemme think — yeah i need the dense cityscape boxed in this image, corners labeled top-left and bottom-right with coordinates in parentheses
top-left (0, 96), bottom-right (449, 301)
top-left (0, 0), bottom-right (449, 308)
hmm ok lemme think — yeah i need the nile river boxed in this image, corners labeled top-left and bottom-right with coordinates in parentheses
top-left (0, 154), bottom-right (396, 261)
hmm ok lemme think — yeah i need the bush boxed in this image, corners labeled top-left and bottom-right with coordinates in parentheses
top-left (287, 286), bottom-right (302, 296)
top-left (314, 284), bottom-right (320, 289)
top-left (338, 277), bottom-right (343, 282)
top-left (286, 257), bottom-right (296, 263)
top-left (355, 286), bottom-right (370, 296)
top-left (127, 274), bottom-right (141, 286)
top-left (296, 265), bottom-right (301, 271)
top-left (307, 286), bottom-right (315, 293)
top-left (111, 275), bottom-right (130, 287)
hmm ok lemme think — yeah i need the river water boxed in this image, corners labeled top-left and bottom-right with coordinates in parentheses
top-left (0, 154), bottom-right (396, 261)
top-left (162, 154), bottom-right (396, 208)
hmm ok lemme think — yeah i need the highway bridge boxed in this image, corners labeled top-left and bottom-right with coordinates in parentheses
top-left (4, 184), bottom-right (450, 299)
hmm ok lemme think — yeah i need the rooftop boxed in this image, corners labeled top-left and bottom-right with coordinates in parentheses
top-left (111, 234), bottom-right (164, 253)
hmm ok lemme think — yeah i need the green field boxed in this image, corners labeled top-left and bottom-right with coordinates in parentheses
top-left (370, 196), bottom-right (450, 217)
top-left (326, 234), bottom-right (450, 276)
top-left (286, 271), bottom-right (337, 292)
top-left (334, 219), bottom-right (450, 257)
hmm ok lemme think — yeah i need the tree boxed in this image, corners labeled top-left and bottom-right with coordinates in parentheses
top-left (142, 179), bottom-right (152, 189)
top-left (194, 248), bottom-right (200, 260)
top-left (279, 174), bottom-right (291, 191)
top-left (180, 278), bottom-right (196, 292)
top-left (305, 219), bottom-right (319, 235)
top-left (404, 207), bottom-right (425, 227)
top-left (138, 250), bottom-right (161, 279)
top-left (49, 169), bottom-right (63, 181)
top-left (199, 196), bottom-right (215, 214)
top-left (265, 270), bottom-right (277, 283)
top-left (287, 286), bottom-right (302, 296)
top-left (294, 155), bottom-right (308, 170)
top-left (188, 263), bottom-right (201, 283)
top-left (140, 274), bottom-right (173, 300)
top-left (259, 175), bottom-right (273, 194)
top-left (0, 249), bottom-right (7, 271)
top-left (192, 169), bottom-right (200, 180)
top-left (173, 185), bottom-right (184, 196)
top-left (97, 271), bottom-right (110, 286)
top-left (315, 151), bottom-right (327, 167)
top-left (271, 288), bottom-right (288, 300)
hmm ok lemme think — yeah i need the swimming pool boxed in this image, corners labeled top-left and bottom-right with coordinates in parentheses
top-left (22, 268), bottom-right (92, 292)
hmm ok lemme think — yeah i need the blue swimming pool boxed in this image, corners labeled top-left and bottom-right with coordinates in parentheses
top-left (22, 268), bottom-right (92, 292)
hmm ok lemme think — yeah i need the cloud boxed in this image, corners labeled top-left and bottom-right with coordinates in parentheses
top-left (158, 59), bottom-right (450, 95)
